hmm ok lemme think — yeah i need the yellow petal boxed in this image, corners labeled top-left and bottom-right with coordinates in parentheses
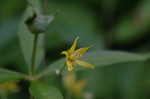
top-left (70, 47), bottom-right (90, 60)
top-left (75, 47), bottom-right (90, 56)
top-left (69, 37), bottom-right (79, 53)
top-left (76, 60), bottom-right (95, 69)
top-left (61, 51), bottom-right (69, 56)
top-left (67, 60), bottom-right (74, 71)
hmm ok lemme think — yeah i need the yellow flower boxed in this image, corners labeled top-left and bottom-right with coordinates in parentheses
top-left (63, 72), bottom-right (85, 96)
top-left (61, 37), bottom-right (95, 71)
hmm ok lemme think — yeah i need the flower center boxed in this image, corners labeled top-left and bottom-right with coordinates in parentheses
top-left (71, 52), bottom-right (81, 59)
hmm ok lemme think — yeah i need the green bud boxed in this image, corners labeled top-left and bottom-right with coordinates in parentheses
top-left (25, 12), bottom-right (54, 34)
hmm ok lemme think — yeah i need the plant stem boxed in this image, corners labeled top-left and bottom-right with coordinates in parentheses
top-left (30, 34), bottom-right (39, 75)
top-left (35, 63), bottom-right (66, 79)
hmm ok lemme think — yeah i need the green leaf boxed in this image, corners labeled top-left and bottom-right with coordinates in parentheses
top-left (0, 20), bottom-right (21, 65)
top-left (0, 68), bottom-right (25, 83)
top-left (37, 51), bottom-right (149, 78)
top-left (46, 51), bottom-right (150, 72)
top-left (17, 0), bottom-right (44, 70)
top-left (81, 51), bottom-right (149, 67)
top-left (30, 81), bottom-right (63, 99)
top-left (0, 22), bottom-right (27, 71)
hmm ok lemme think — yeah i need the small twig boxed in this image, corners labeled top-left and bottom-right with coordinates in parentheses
top-left (34, 64), bottom-right (66, 80)
top-left (35, 69), bottom-right (53, 80)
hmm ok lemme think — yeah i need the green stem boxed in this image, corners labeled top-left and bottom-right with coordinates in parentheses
top-left (35, 63), bottom-right (66, 79)
top-left (30, 34), bottom-right (39, 75)
top-left (35, 69), bottom-right (52, 80)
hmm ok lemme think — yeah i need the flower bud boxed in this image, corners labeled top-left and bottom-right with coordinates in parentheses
top-left (25, 12), bottom-right (54, 34)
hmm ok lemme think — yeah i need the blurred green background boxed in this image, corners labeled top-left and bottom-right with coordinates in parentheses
top-left (0, 0), bottom-right (150, 99)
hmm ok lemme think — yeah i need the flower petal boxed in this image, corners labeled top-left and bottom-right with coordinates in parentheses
top-left (76, 60), bottom-right (95, 69)
top-left (67, 60), bottom-right (74, 71)
top-left (61, 51), bottom-right (69, 56)
top-left (69, 37), bottom-right (79, 53)
top-left (75, 47), bottom-right (90, 56)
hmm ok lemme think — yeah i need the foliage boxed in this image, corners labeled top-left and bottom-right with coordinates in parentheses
top-left (0, 0), bottom-right (150, 99)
